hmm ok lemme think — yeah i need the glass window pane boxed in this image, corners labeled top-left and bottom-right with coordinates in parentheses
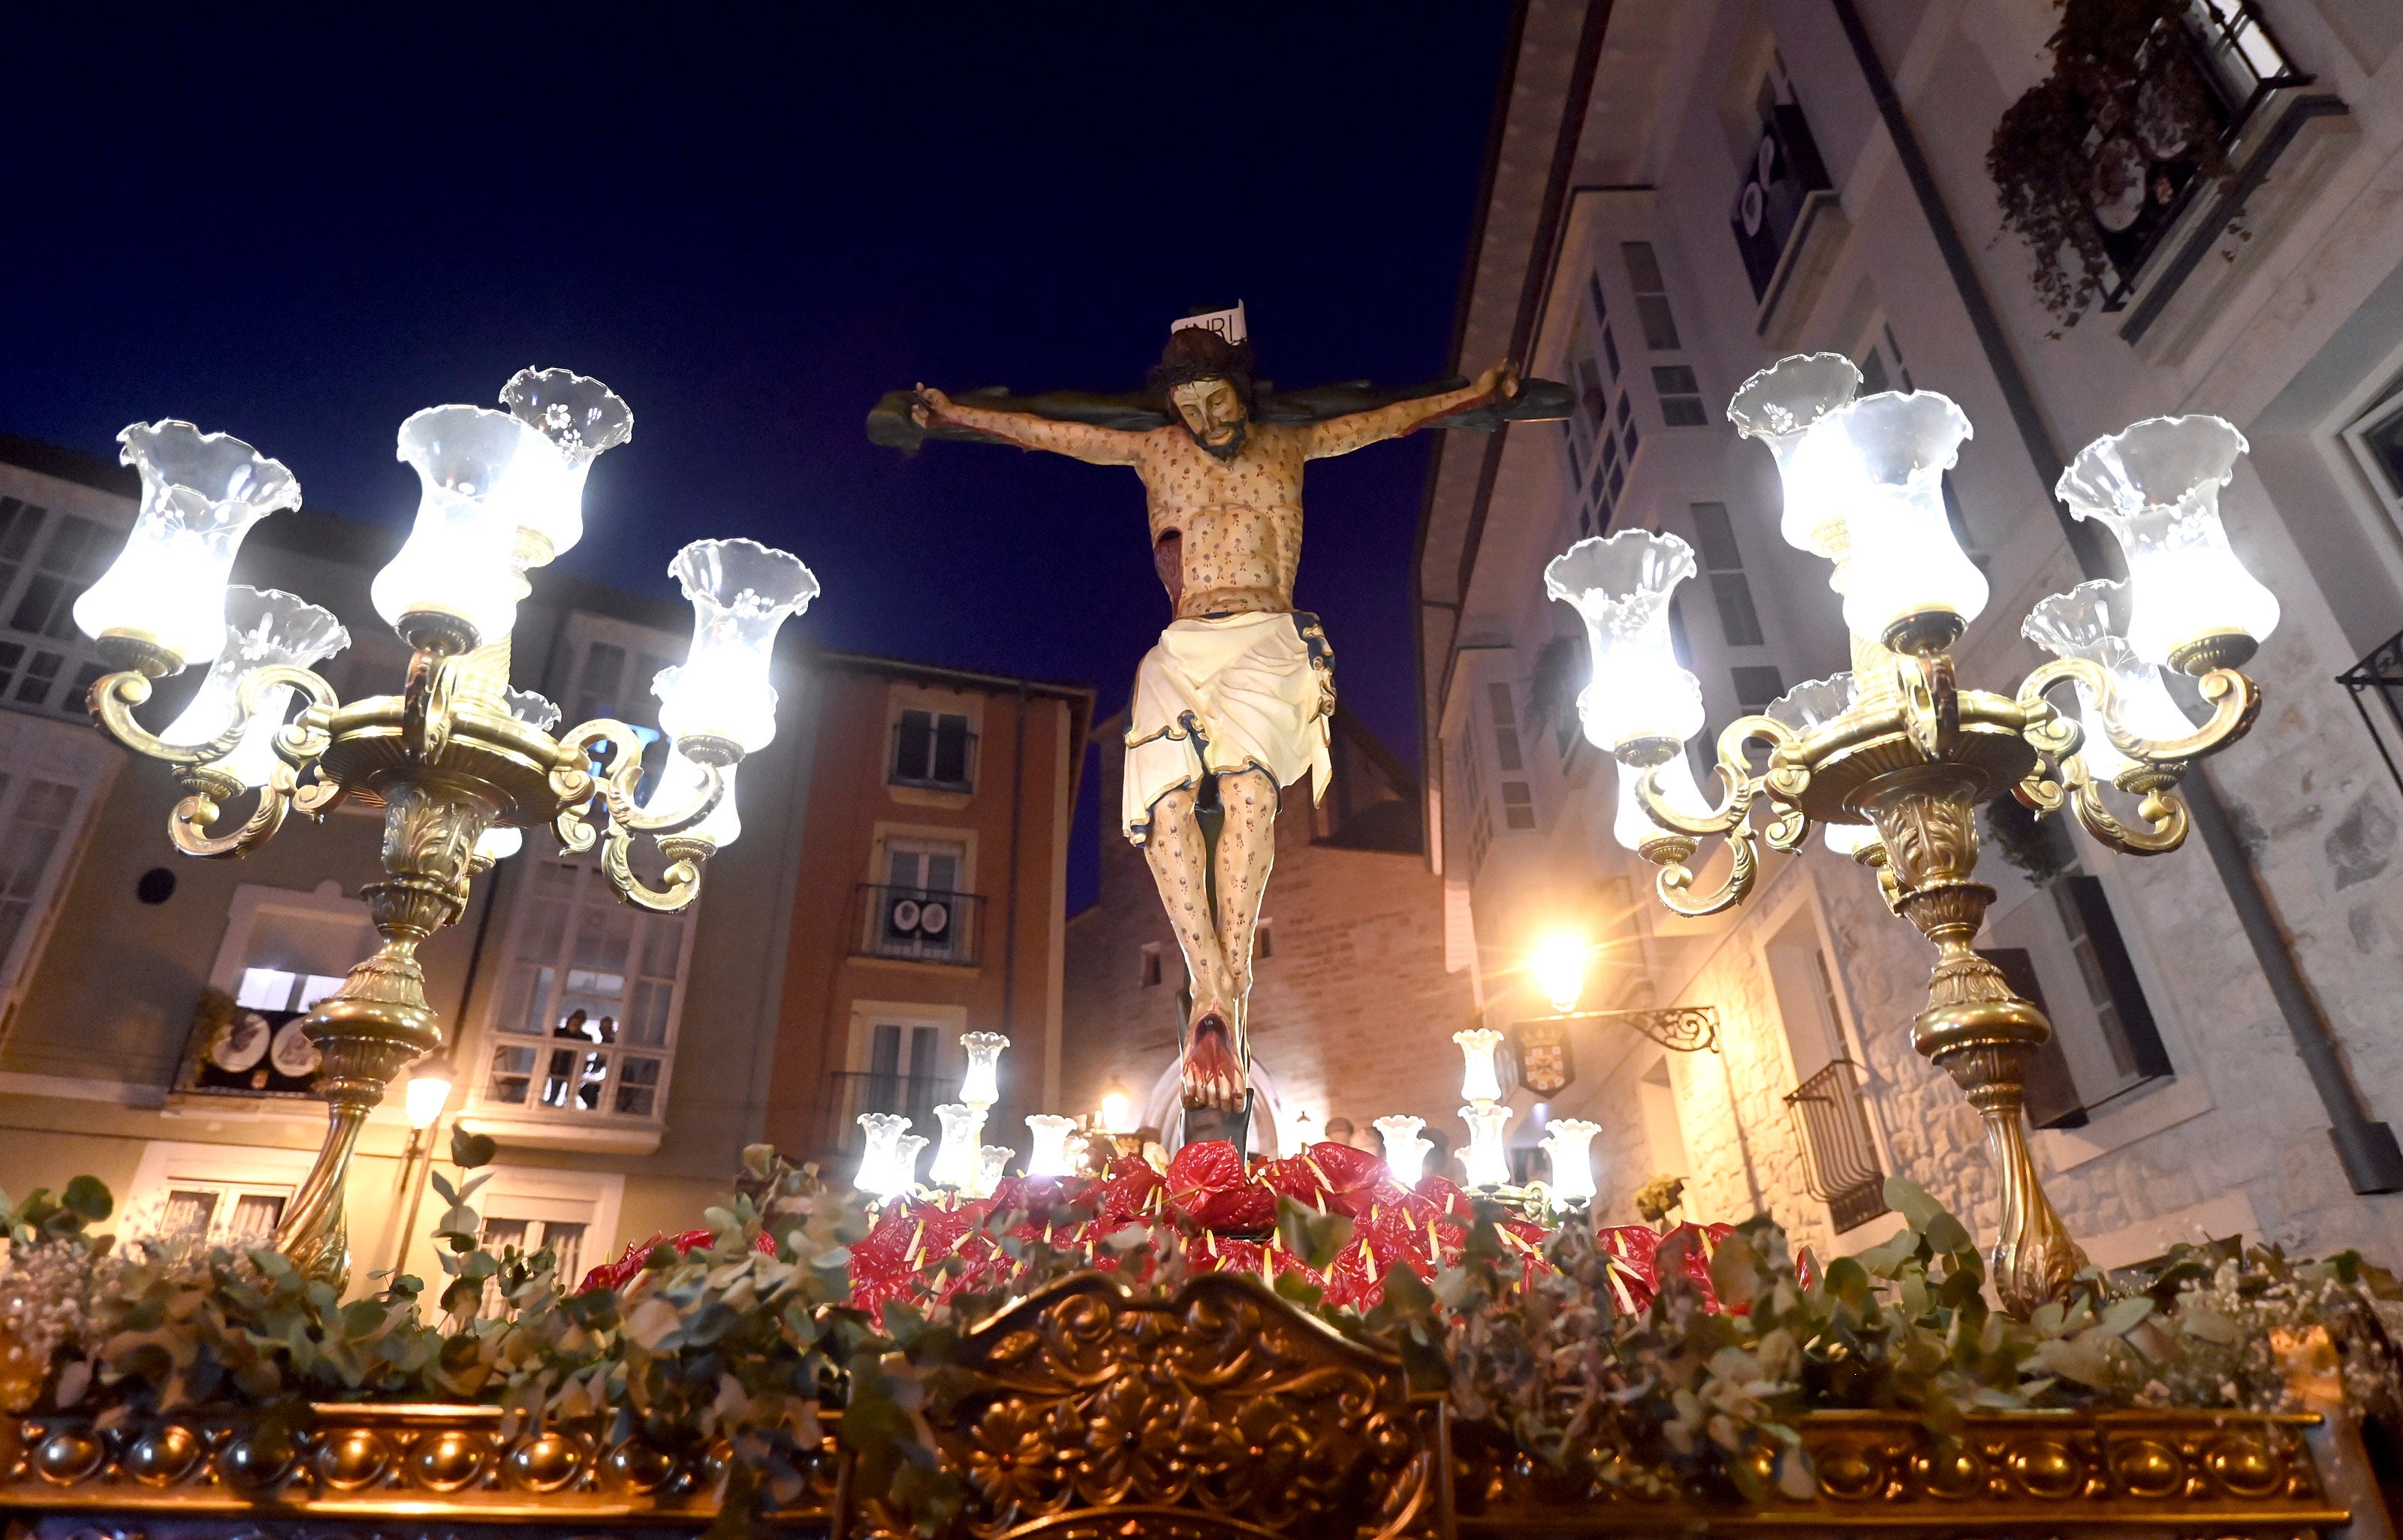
top-left (297, 974), bottom-right (347, 1011)
top-left (541, 1048), bottom-right (579, 1107)
top-left (1636, 296), bottom-right (1682, 351)
top-left (227, 1193), bottom-right (283, 1246)
top-left (933, 714), bottom-right (971, 784)
top-left (1621, 240), bottom-right (1666, 293)
top-left (164, 1189), bottom-right (218, 1237)
top-left (542, 1222), bottom-right (587, 1286)
top-left (615, 1056), bottom-right (661, 1116)
top-left (1688, 503), bottom-right (1741, 571)
top-left (1660, 396), bottom-right (1709, 427)
top-left (1711, 573), bottom-right (1765, 647)
top-left (487, 1045), bottom-right (536, 1105)
top-left (1651, 364), bottom-right (1699, 395)
top-left (626, 978), bottom-right (672, 1047)
top-left (237, 967), bottom-right (299, 1011)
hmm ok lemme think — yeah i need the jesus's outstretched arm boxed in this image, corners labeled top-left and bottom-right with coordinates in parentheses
top-left (912, 385), bottom-right (1147, 466)
top-left (1304, 359), bottom-right (1522, 460)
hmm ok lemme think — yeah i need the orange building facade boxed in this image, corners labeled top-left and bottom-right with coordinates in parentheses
top-left (765, 657), bottom-right (1090, 1166)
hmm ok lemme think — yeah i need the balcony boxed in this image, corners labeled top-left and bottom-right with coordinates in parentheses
top-left (2341, 628), bottom-right (2403, 802)
top-left (1782, 1057), bottom-right (1890, 1234)
top-left (849, 883), bottom-right (982, 966)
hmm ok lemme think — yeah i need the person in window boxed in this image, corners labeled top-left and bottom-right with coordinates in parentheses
top-left (594, 1014), bottom-right (617, 1044)
top-left (910, 327), bottom-right (1529, 1133)
top-left (555, 1008), bottom-right (588, 1041)
top-left (1322, 1116), bottom-right (1357, 1150)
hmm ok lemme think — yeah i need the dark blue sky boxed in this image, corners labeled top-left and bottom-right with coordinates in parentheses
top-left (4, 8), bottom-right (1512, 906)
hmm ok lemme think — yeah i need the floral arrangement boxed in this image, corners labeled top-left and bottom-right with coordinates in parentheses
top-left (1986, 0), bottom-right (2245, 329)
top-left (2, 1132), bottom-right (2398, 1535)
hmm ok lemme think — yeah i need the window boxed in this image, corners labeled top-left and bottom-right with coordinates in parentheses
top-left (125, 1141), bottom-right (318, 1252)
top-left (1652, 366), bottom-right (1708, 428)
top-left (179, 882), bottom-right (375, 1100)
top-left (1454, 730), bottom-right (1493, 878)
top-left (571, 639), bottom-right (671, 728)
top-left (834, 1015), bottom-right (953, 1151)
top-left (861, 837), bottom-right (978, 963)
top-left (1139, 943), bottom-right (1164, 989)
top-left (1621, 242), bottom-right (1682, 350)
top-left (1980, 812), bottom-right (2172, 1126)
top-left (1730, 666), bottom-right (1786, 713)
top-left (891, 710), bottom-right (975, 790)
top-left (1689, 503), bottom-right (1764, 649)
top-left (478, 1216), bottom-right (588, 1309)
top-left (0, 772), bottom-right (79, 978)
top-left (0, 496), bottom-right (117, 718)
top-left (161, 1186), bottom-right (288, 1249)
top-left (466, 1168), bottom-right (622, 1306)
top-left (1254, 920), bottom-right (1275, 960)
top-left (1488, 683), bottom-right (1534, 833)
top-left (482, 858), bottom-right (692, 1122)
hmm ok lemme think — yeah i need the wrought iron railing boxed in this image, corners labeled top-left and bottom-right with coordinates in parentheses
top-left (2340, 628), bottom-right (2403, 803)
top-left (1782, 1057), bottom-right (1890, 1234)
top-left (849, 883), bottom-right (981, 966)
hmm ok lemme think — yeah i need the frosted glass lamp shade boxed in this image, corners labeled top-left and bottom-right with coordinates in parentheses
top-left (1765, 674), bottom-right (1877, 852)
top-left (76, 422), bottom-right (302, 668)
top-left (2056, 415), bottom-right (2278, 672)
top-left (1453, 1027), bottom-right (1505, 1105)
top-left (473, 827), bottom-right (523, 863)
top-left (969, 1144), bottom-right (1012, 1198)
top-left (1374, 1115), bottom-right (1432, 1186)
top-left (2022, 580), bottom-right (2197, 780)
top-left (503, 686), bottom-right (562, 733)
top-left (1726, 353), bottom-right (1864, 559)
top-left (1792, 392), bottom-right (1985, 648)
top-left (160, 587), bottom-right (350, 789)
top-left (1539, 1118), bottom-right (1600, 1205)
top-left (1612, 751), bottom-right (1710, 854)
top-left (373, 405), bottom-right (553, 647)
top-left (646, 748), bottom-right (742, 850)
top-left (1461, 1103), bottom-right (1514, 1189)
top-left (930, 1103), bottom-right (987, 1189)
top-left (1025, 1114), bottom-right (1080, 1177)
top-left (496, 366), bottom-right (632, 562)
top-left (1544, 530), bottom-right (1705, 758)
top-left (653, 538), bottom-right (820, 752)
top-left (958, 1032), bottom-right (1009, 1108)
top-left (855, 1113), bottom-right (912, 1201)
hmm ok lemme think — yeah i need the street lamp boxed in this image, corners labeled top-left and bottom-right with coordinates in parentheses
top-left (77, 369), bottom-right (819, 1286)
top-left (1557, 357), bottom-right (2272, 1311)
top-left (1527, 933), bottom-right (1587, 1016)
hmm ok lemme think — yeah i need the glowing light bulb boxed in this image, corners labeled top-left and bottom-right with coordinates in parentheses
top-left (1540, 1119), bottom-right (1600, 1205)
top-left (1099, 1085), bottom-right (1136, 1135)
top-left (1461, 1103), bottom-right (1514, 1189)
top-left (1374, 1116), bottom-right (1431, 1186)
top-left (1025, 1114), bottom-right (1079, 1177)
top-left (404, 1070), bottom-right (453, 1132)
top-left (1529, 933), bottom-right (1587, 1014)
top-left (959, 1032), bottom-right (1008, 1108)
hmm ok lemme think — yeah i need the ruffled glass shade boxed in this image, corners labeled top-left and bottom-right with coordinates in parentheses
top-left (1726, 353), bottom-right (1863, 559)
top-left (498, 366), bottom-right (632, 563)
top-left (76, 422), bottom-right (303, 668)
top-left (653, 538), bottom-right (820, 751)
top-left (959, 1032), bottom-right (1009, 1108)
top-left (1545, 530), bottom-right (1705, 757)
top-left (1024, 1114), bottom-right (1080, 1177)
top-left (855, 1113), bottom-right (912, 1200)
top-left (2022, 580), bottom-right (2196, 781)
top-left (1539, 1118), bottom-right (1600, 1204)
top-left (1460, 1103), bottom-right (1513, 1188)
top-left (1790, 392), bottom-right (1986, 645)
top-left (1453, 1028), bottom-right (1505, 1104)
top-left (969, 1144), bottom-right (1012, 1199)
top-left (1375, 1115), bottom-right (1433, 1185)
top-left (373, 405), bottom-right (554, 645)
top-left (161, 587), bottom-right (349, 788)
top-left (930, 1102), bottom-right (987, 1189)
top-left (2055, 415), bottom-right (2278, 669)
top-left (1768, 673), bottom-right (1877, 853)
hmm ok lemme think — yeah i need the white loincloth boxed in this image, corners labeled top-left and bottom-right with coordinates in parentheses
top-left (1122, 610), bottom-right (1334, 843)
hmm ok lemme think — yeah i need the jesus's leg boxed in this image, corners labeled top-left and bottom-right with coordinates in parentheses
top-left (1141, 785), bottom-right (1244, 1111)
top-left (1212, 767), bottom-right (1280, 1016)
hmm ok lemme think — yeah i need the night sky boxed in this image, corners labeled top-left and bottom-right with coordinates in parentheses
top-left (4, 8), bottom-right (1514, 908)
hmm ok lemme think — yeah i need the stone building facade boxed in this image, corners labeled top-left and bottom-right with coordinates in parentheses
top-left (1418, 0), bottom-right (2403, 1267)
top-left (1060, 710), bottom-right (1477, 1151)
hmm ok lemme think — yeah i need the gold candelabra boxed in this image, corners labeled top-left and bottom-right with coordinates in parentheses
top-left (77, 373), bottom-right (816, 1286)
top-left (1554, 357), bottom-right (2275, 1311)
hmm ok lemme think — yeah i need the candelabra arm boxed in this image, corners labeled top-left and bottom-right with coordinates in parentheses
top-left (552, 719), bottom-right (727, 839)
top-left (88, 662), bottom-right (340, 770)
top-left (601, 824), bottom-right (704, 914)
top-left (170, 764), bottom-right (294, 859)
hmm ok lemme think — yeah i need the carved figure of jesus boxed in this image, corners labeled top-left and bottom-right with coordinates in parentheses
top-left (913, 327), bottom-right (1519, 1123)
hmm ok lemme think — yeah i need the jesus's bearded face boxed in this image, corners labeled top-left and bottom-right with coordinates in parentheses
top-left (1171, 378), bottom-right (1249, 457)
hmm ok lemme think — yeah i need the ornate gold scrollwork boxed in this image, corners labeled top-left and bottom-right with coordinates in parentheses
top-left (1633, 714), bottom-right (1798, 918)
top-left (551, 717), bottom-right (723, 915)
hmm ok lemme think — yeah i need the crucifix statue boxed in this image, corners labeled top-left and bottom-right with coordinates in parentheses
top-left (877, 318), bottom-right (1564, 1147)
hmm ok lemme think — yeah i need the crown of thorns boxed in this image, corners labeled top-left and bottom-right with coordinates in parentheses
top-left (1147, 328), bottom-right (1256, 408)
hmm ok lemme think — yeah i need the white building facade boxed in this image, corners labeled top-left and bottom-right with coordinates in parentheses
top-left (1418, 0), bottom-right (2403, 1267)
